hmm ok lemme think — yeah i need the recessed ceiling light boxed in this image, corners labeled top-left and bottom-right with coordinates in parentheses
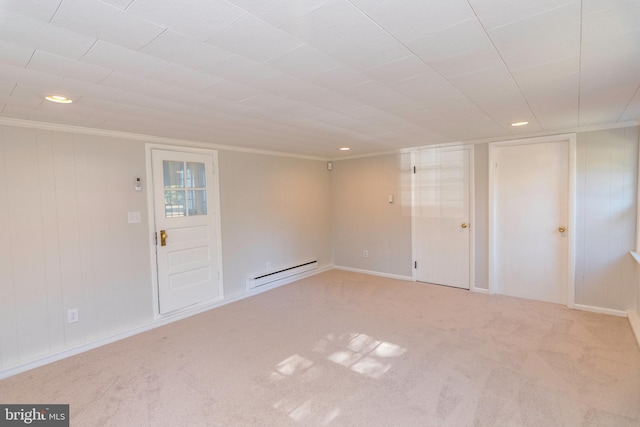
top-left (45, 95), bottom-right (73, 104)
top-left (511, 121), bottom-right (528, 127)
top-left (339, 147), bottom-right (350, 151)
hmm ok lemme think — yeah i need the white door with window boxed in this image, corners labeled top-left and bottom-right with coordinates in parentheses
top-left (490, 138), bottom-right (573, 305)
top-left (414, 146), bottom-right (472, 289)
top-left (151, 149), bottom-right (223, 314)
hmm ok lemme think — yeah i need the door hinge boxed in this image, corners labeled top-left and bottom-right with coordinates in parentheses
top-left (414, 261), bottom-right (417, 269)
top-left (413, 166), bottom-right (416, 174)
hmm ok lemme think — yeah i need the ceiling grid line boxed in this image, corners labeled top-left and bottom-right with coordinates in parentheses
top-left (344, 0), bottom-right (509, 135)
top-left (0, 0), bottom-right (636, 157)
top-left (47, 0), bottom-right (65, 24)
top-left (465, 0), bottom-right (542, 129)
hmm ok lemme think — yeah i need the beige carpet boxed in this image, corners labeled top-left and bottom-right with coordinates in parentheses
top-left (2, 270), bottom-right (640, 426)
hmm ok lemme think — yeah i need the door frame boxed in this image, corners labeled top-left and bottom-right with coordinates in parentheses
top-left (411, 143), bottom-right (476, 291)
top-left (145, 143), bottom-right (224, 318)
top-left (488, 134), bottom-right (576, 308)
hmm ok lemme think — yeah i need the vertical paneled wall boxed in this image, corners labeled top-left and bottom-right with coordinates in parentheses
top-left (575, 127), bottom-right (638, 311)
top-left (473, 144), bottom-right (489, 290)
top-left (0, 125), bottom-right (152, 369)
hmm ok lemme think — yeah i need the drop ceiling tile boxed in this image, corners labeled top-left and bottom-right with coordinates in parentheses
top-left (579, 80), bottom-right (640, 125)
top-left (158, 87), bottom-right (240, 113)
top-left (450, 66), bottom-right (536, 128)
top-left (149, 64), bottom-right (223, 91)
top-left (428, 48), bottom-right (503, 79)
top-left (127, 0), bottom-right (247, 41)
top-left (55, 78), bottom-right (126, 101)
top-left (406, 18), bottom-right (504, 78)
top-left (488, 1), bottom-right (580, 71)
top-left (0, 81), bottom-right (16, 97)
top-left (81, 41), bottom-right (169, 78)
top-left (0, 0), bottom-right (63, 22)
top-left (619, 87), bottom-right (640, 122)
top-left (1, 84), bottom-right (46, 109)
top-left (0, 40), bottom-right (35, 68)
top-left (365, 55), bottom-right (435, 84)
top-left (581, 0), bottom-right (640, 41)
top-left (203, 55), bottom-right (283, 87)
top-left (27, 50), bottom-right (113, 84)
top-left (0, 63), bottom-right (62, 89)
top-left (52, 0), bottom-right (165, 51)
top-left (281, 0), bottom-right (393, 54)
top-left (140, 30), bottom-right (232, 71)
top-left (513, 59), bottom-right (580, 129)
top-left (0, 11), bottom-right (96, 59)
top-left (469, 0), bottom-right (576, 30)
top-left (227, 0), bottom-right (332, 27)
top-left (363, 0), bottom-right (476, 42)
top-left (391, 76), bottom-right (475, 111)
top-left (330, 37), bottom-right (410, 72)
top-left (99, 71), bottom-right (172, 98)
top-left (238, 93), bottom-right (309, 114)
top-left (276, 84), bottom-right (365, 113)
top-left (266, 44), bottom-right (342, 79)
top-left (207, 14), bottom-right (303, 63)
top-left (305, 65), bottom-right (371, 90)
top-left (580, 29), bottom-right (640, 72)
top-left (512, 56), bottom-right (579, 86)
top-left (407, 18), bottom-right (493, 64)
top-left (201, 81), bottom-right (263, 102)
top-left (341, 80), bottom-right (426, 116)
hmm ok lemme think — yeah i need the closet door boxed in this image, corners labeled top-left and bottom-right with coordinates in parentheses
top-left (414, 146), bottom-right (471, 289)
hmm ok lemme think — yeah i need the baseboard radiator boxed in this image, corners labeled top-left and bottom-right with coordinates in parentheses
top-left (247, 260), bottom-right (318, 290)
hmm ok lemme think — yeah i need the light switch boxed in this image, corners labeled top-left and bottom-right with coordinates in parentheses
top-left (388, 195), bottom-right (394, 204)
top-left (128, 211), bottom-right (141, 224)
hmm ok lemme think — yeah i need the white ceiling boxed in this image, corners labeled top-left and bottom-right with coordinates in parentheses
top-left (0, 0), bottom-right (638, 158)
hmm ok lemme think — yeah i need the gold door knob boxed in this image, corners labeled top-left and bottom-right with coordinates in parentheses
top-left (461, 223), bottom-right (468, 229)
top-left (160, 230), bottom-right (168, 246)
top-left (558, 226), bottom-right (566, 233)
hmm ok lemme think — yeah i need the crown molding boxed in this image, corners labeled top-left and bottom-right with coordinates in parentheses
top-left (0, 117), bottom-right (330, 162)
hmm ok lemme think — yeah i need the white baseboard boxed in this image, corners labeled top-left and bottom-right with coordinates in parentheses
top-left (0, 265), bottom-right (332, 380)
top-left (628, 310), bottom-right (640, 349)
top-left (574, 304), bottom-right (628, 317)
top-left (333, 265), bottom-right (413, 281)
top-left (471, 287), bottom-right (490, 294)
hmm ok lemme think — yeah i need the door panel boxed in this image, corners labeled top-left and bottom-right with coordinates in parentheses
top-left (493, 140), bottom-right (569, 304)
top-left (152, 149), bottom-right (222, 314)
top-left (414, 147), bottom-right (471, 289)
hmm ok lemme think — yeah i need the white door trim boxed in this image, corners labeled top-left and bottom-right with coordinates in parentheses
top-left (488, 134), bottom-right (576, 308)
top-left (145, 143), bottom-right (224, 318)
top-left (411, 144), bottom-right (475, 290)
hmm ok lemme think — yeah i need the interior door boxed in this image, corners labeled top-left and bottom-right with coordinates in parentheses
top-left (414, 146), bottom-right (471, 289)
top-left (493, 140), bottom-right (569, 304)
top-left (152, 149), bottom-right (222, 314)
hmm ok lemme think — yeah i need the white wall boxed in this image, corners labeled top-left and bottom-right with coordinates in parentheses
top-left (0, 123), bottom-right (333, 373)
top-left (575, 127), bottom-right (638, 311)
top-left (330, 148), bottom-right (489, 286)
top-left (218, 150), bottom-right (332, 299)
top-left (330, 153), bottom-right (412, 277)
top-left (331, 127), bottom-right (639, 311)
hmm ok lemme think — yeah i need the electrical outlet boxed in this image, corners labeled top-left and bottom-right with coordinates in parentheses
top-left (363, 250), bottom-right (368, 258)
top-left (67, 308), bottom-right (78, 323)
top-left (266, 261), bottom-right (272, 271)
